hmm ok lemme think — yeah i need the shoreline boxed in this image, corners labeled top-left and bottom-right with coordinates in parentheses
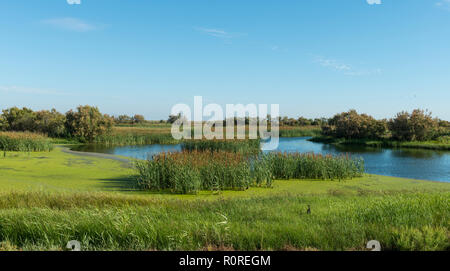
top-left (309, 136), bottom-right (450, 151)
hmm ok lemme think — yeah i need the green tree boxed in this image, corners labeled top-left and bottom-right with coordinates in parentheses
top-left (35, 109), bottom-right (67, 137)
top-left (132, 114), bottom-right (146, 124)
top-left (325, 110), bottom-right (386, 139)
top-left (389, 109), bottom-right (438, 141)
top-left (65, 105), bottom-right (113, 142)
top-left (0, 114), bottom-right (6, 131)
top-left (1, 107), bottom-right (36, 131)
top-left (115, 115), bottom-right (132, 124)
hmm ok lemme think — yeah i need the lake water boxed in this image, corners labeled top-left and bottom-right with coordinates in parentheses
top-left (72, 137), bottom-right (450, 182)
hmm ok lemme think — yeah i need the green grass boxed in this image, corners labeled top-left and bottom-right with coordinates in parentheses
top-left (0, 191), bottom-right (448, 251)
top-left (0, 148), bottom-right (449, 251)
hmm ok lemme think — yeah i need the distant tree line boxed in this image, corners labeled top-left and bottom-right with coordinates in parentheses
top-left (0, 106), bottom-right (114, 142)
top-left (321, 109), bottom-right (449, 141)
top-left (278, 116), bottom-right (328, 127)
top-left (113, 114), bottom-right (146, 125)
top-left (1, 106), bottom-right (448, 143)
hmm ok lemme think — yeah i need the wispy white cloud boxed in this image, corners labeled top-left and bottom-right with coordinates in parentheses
top-left (195, 27), bottom-right (246, 40)
top-left (42, 17), bottom-right (100, 32)
top-left (314, 56), bottom-right (381, 76)
top-left (67, 0), bottom-right (81, 4)
top-left (270, 45), bottom-right (279, 51)
top-left (436, 0), bottom-right (450, 10)
top-left (314, 56), bottom-right (351, 72)
top-left (0, 86), bottom-right (71, 96)
top-left (366, 0), bottom-right (382, 5)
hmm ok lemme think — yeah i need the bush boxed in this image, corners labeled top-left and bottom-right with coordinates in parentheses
top-left (1, 107), bottom-right (37, 132)
top-left (65, 105), bottom-right (114, 143)
top-left (389, 109), bottom-right (439, 141)
top-left (325, 110), bottom-right (387, 139)
top-left (35, 109), bottom-right (66, 138)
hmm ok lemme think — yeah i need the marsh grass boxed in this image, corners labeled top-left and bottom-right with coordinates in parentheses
top-left (0, 191), bottom-right (447, 251)
top-left (181, 139), bottom-right (261, 154)
top-left (268, 152), bottom-right (364, 180)
top-left (310, 136), bottom-right (450, 151)
top-left (279, 126), bottom-right (321, 137)
top-left (135, 151), bottom-right (272, 193)
top-left (0, 132), bottom-right (53, 152)
top-left (93, 133), bottom-right (178, 146)
top-left (136, 151), bottom-right (364, 194)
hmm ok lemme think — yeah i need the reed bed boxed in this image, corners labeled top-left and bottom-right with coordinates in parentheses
top-left (181, 139), bottom-right (261, 154)
top-left (279, 126), bottom-right (322, 137)
top-left (0, 132), bottom-right (53, 152)
top-left (93, 133), bottom-right (178, 146)
top-left (135, 151), bottom-right (272, 194)
top-left (135, 151), bottom-right (364, 194)
top-left (112, 126), bottom-right (172, 134)
top-left (267, 152), bottom-right (364, 180)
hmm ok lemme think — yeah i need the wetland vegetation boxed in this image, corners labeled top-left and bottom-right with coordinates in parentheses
top-left (0, 106), bottom-right (449, 251)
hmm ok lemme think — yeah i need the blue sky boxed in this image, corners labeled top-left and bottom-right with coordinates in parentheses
top-left (1, 0), bottom-right (449, 120)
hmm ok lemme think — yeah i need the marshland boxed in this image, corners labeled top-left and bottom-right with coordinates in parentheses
top-left (0, 106), bottom-right (449, 251)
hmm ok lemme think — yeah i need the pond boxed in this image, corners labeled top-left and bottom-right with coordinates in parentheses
top-left (72, 137), bottom-right (450, 182)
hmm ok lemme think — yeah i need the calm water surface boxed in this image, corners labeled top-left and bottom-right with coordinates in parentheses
top-left (72, 137), bottom-right (450, 182)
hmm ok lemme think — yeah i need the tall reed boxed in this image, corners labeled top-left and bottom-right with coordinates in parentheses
top-left (0, 132), bottom-right (53, 152)
top-left (181, 139), bottom-right (261, 154)
top-left (279, 126), bottom-right (322, 137)
top-left (93, 133), bottom-right (178, 146)
top-left (267, 152), bottom-right (364, 180)
top-left (135, 151), bottom-right (364, 194)
top-left (135, 151), bottom-right (272, 194)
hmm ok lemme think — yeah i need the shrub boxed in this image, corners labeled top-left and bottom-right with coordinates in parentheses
top-left (35, 109), bottom-right (66, 138)
top-left (65, 105), bottom-right (114, 143)
top-left (389, 109), bottom-right (439, 141)
top-left (326, 110), bottom-right (387, 139)
top-left (1, 107), bottom-right (37, 132)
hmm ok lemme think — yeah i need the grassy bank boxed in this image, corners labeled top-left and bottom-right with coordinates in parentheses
top-left (310, 136), bottom-right (450, 151)
top-left (0, 148), bottom-right (448, 251)
top-left (0, 191), bottom-right (448, 251)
